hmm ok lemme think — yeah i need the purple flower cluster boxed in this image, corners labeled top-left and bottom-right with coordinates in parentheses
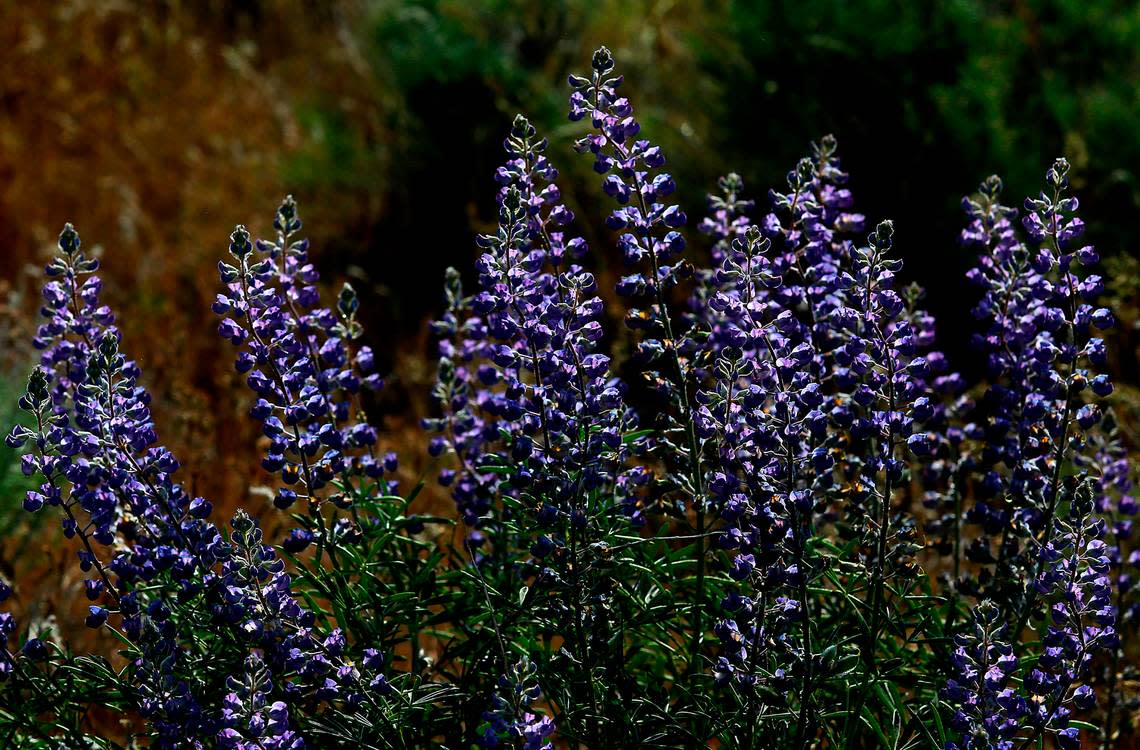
top-left (943, 601), bottom-right (1026, 750)
top-left (568, 48), bottom-right (692, 411)
top-left (217, 653), bottom-right (305, 750)
top-left (1031, 482), bottom-right (1115, 706)
top-left (220, 510), bottom-right (392, 712)
top-left (692, 132), bottom-right (930, 670)
top-left (14, 227), bottom-right (226, 595)
top-left (699, 221), bottom-right (832, 694)
top-left (944, 485), bottom-right (1112, 750)
top-left (478, 657), bottom-right (555, 750)
top-left (1088, 426), bottom-right (1140, 630)
top-left (566, 49), bottom-right (716, 674)
top-left (6, 224), bottom-right (234, 743)
top-left (830, 219), bottom-right (955, 639)
top-left (962, 162), bottom-right (1113, 579)
top-left (689, 172), bottom-right (754, 342)
top-left (426, 113), bottom-right (638, 533)
top-left (3, 223), bottom-right (393, 747)
top-left (941, 159), bottom-right (1122, 747)
top-left (563, 52), bottom-right (953, 730)
top-left (215, 197), bottom-right (392, 543)
top-left (699, 137), bottom-right (866, 362)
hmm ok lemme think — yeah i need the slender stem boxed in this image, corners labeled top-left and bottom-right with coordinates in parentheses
top-left (612, 143), bottom-right (708, 672)
top-left (743, 587), bottom-right (768, 749)
top-left (568, 521), bottom-right (604, 749)
top-left (1102, 633), bottom-right (1122, 749)
top-left (465, 540), bottom-right (509, 669)
top-left (1014, 496), bottom-right (1091, 750)
top-left (866, 322), bottom-right (899, 665)
top-left (1013, 209), bottom-right (1080, 634)
top-left (942, 469), bottom-right (964, 635)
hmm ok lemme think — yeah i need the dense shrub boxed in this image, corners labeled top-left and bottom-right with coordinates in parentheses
top-left (0, 46), bottom-right (1134, 750)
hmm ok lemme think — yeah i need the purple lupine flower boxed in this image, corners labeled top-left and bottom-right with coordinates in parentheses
top-left (9, 227), bottom-right (231, 594)
top-left (692, 141), bottom-right (877, 697)
top-left (567, 45), bottom-right (702, 418)
top-left (688, 172), bottom-right (754, 345)
top-left (961, 173), bottom-right (1056, 579)
top-left (699, 174), bottom-right (754, 269)
top-left (568, 48), bottom-right (718, 673)
top-left (691, 137), bottom-right (952, 719)
top-left (754, 136), bottom-right (865, 356)
top-left (214, 198), bottom-right (392, 547)
top-left (1084, 421), bottom-right (1139, 739)
top-left (943, 600), bottom-right (1026, 750)
top-left (961, 161), bottom-right (1117, 616)
top-left (6, 225), bottom-right (234, 745)
top-left (824, 217), bottom-right (950, 639)
top-left (944, 160), bottom-right (1123, 750)
top-left (426, 114), bottom-right (638, 529)
top-left (944, 484), bottom-right (1115, 749)
top-left (1024, 480), bottom-right (1115, 736)
top-left (691, 139), bottom-right (869, 724)
top-left (7, 223), bottom-right (392, 746)
top-left (217, 511), bottom-right (313, 644)
top-left (697, 226), bottom-right (830, 697)
top-left (426, 267), bottom-right (498, 526)
top-left (478, 657), bottom-right (555, 750)
top-left (567, 46), bottom-right (700, 493)
top-left (424, 111), bottom-right (648, 744)
top-left (217, 510), bottom-right (388, 714)
top-left (216, 653), bottom-right (306, 750)
top-left (829, 221), bottom-right (919, 511)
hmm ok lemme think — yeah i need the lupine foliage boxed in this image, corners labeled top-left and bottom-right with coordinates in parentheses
top-left (0, 47), bottom-right (1135, 750)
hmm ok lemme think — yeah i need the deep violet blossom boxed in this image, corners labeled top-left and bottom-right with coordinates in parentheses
top-left (425, 113), bottom-right (639, 529)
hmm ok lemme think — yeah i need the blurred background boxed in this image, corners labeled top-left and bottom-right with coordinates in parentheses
top-left (0, 0), bottom-right (1138, 665)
